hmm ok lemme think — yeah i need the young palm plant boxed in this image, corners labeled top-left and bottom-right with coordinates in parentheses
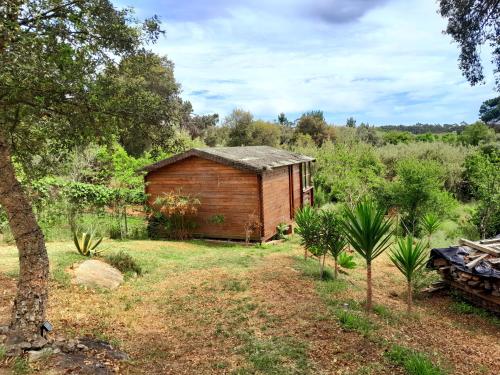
top-left (319, 210), bottom-right (347, 279)
top-left (342, 199), bottom-right (393, 311)
top-left (295, 205), bottom-right (319, 260)
top-left (295, 206), bottom-right (327, 278)
top-left (388, 237), bottom-right (428, 313)
top-left (420, 213), bottom-right (441, 248)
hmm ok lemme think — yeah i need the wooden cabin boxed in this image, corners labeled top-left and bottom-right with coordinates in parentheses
top-left (144, 146), bottom-right (315, 241)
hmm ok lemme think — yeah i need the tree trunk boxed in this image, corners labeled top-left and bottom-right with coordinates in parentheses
top-left (407, 281), bottom-right (413, 313)
top-left (0, 136), bottom-right (49, 345)
top-left (318, 255), bottom-right (323, 279)
top-left (366, 262), bottom-right (372, 311)
top-left (334, 258), bottom-right (338, 279)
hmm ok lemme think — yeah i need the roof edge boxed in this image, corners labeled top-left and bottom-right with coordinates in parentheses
top-left (142, 147), bottom-right (316, 174)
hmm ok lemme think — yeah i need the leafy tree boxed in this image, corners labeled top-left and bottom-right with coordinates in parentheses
top-left (99, 51), bottom-right (183, 157)
top-left (0, 0), bottom-right (160, 343)
top-left (439, 0), bottom-right (500, 90)
top-left (277, 112), bottom-right (291, 126)
top-left (185, 113), bottom-right (219, 140)
top-left (415, 133), bottom-right (437, 142)
top-left (296, 111), bottom-right (330, 146)
top-left (388, 237), bottom-right (428, 313)
top-left (346, 117), bottom-right (356, 128)
top-left (341, 199), bottom-right (393, 311)
top-left (205, 125), bottom-right (230, 147)
top-left (388, 159), bottom-right (451, 235)
top-left (479, 96), bottom-right (500, 127)
top-left (225, 109), bottom-right (254, 146)
top-left (356, 124), bottom-right (382, 146)
top-left (313, 142), bottom-right (385, 205)
top-left (464, 145), bottom-right (500, 238)
top-left (319, 210), bottom-right (348, 279)
top-left (383, 131), bottom-right (414, 145)
top-left (459, 121), bottom-right (495, 146)
top-left (249, 120), bottom-right (281, 147)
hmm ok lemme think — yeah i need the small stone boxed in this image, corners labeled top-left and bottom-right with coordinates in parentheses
top-left (76, 343), bottom-right (89, 351)
top-left (0, 326), bottom-right (8, 335)
top-left (111, 351), bottom-right (130, 362)
top-left (27, 347), bottom-right (54, 362)
top-left (62, 339), bottom-right (76, 353)
top-left (31, 337), bottom-right (48, 349)
top-left (0, 334), bottom-right (6, 343)
top-left (20, 341), bottom-right (32, 349)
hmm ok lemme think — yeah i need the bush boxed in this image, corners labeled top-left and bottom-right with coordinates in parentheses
top-left (385, 344), bottom-right (445, 375)
top-left (105, 251), bottom-right (142, 276)
top-left (151, 191), bottom-right (201, 240)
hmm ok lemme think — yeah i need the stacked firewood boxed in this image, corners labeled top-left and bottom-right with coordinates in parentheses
top-left (432, 238), bottom-right (500, 302)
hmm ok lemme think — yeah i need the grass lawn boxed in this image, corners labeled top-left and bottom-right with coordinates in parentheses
top-left (0, 237), bottom-right (499, 374)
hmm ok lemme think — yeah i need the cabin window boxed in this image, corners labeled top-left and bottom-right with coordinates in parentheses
top-left (302, 162), bottom-right (312, 189)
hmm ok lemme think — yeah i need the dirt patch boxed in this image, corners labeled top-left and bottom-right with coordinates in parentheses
top-left (247, 253), bottom-right (401, 374)
top-left (331, 253), bottom-right (500, 375)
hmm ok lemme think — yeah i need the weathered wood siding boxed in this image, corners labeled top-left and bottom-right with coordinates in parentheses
top-left (292, 164), bottom-right (302, 214)
top-left (261, 167), bottom-right (292, 240)
top-left (145, 156), bottom-right (261, 240)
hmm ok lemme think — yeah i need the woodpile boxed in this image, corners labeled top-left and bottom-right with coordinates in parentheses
top-left (429, 238), bottom-right (500, 313)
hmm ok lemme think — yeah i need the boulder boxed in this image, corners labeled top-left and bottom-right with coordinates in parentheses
top-left (73, 260), bottom-right (123, 290)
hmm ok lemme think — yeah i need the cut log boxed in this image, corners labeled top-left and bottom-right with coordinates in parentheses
top-left (465, 254), bottom-right (488, 269)
top-left (433, 258), bottom-right (448, 267)
top-left (459, 239), bottom-right (500, 256)
top-left (479, 238), bottom-right (500, 245)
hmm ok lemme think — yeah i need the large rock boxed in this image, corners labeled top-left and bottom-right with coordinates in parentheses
top-left (73, 260), bottom-right (123, 290)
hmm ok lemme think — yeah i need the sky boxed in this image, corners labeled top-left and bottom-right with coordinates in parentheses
top-left (114, 0), bottom-right (497, 125)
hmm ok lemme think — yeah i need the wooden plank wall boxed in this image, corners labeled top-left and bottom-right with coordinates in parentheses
top-left (145, 156), bottom-right (261, 240)
top-left (261, 166), bottom-right (292, 240)
top-left (292, 164), bottom-right (302, 214)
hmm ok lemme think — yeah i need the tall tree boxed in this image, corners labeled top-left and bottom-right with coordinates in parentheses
top-left (100, 51), bottom-right (185, 157)
top-left (296, 111), bottom-right (330, 146)
top-left (346, 117), bottom-right (356, 128)
top-left (439, 0), bottom-right (500, 90)
top-left (225, 108), bottom-right (254, 146)
top-left (479, 96), bottom-right (500, 131)
top-left (0, 0), bottom-right (160, 346)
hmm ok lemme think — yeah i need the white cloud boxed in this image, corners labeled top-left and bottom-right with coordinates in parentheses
top-left (118, 0), bottom-right (497, 124)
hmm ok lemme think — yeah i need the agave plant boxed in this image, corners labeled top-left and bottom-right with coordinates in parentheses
top-left (73, 229), bottom-right (103, 257)
top-left (420, 213), bottom-right (441, 247)
top-left (276, 222), bottom-right (290, 240)
top-left (388, 237), bottom-right (428, 313)
top-left (341, 198), bottom-right (393, 311)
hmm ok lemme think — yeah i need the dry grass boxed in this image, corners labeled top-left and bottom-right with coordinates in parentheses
top-left (0, 238), bottom-right (499, 374)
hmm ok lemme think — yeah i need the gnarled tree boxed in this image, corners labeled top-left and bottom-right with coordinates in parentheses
top-left (0, 0), bottom-right (161, 346)
top-left (439, 0), bottom-right (500, 90)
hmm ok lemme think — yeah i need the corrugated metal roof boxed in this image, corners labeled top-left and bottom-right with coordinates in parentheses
top-left (143, 146), bottom-right (315, 173)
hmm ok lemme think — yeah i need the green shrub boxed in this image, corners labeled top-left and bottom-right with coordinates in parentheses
top-left (105, 251), bottom-right (142, 276)
top-left (109, 223), bottom-right (123, 239)
top-left (385, 344), bottom-right (445, 375)
top-left (338, 251), bottom-right (356, 269)
top-left (336, 309), bottom-right (375, 336)
top-left (0, 345), bottom-right (6, 361)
